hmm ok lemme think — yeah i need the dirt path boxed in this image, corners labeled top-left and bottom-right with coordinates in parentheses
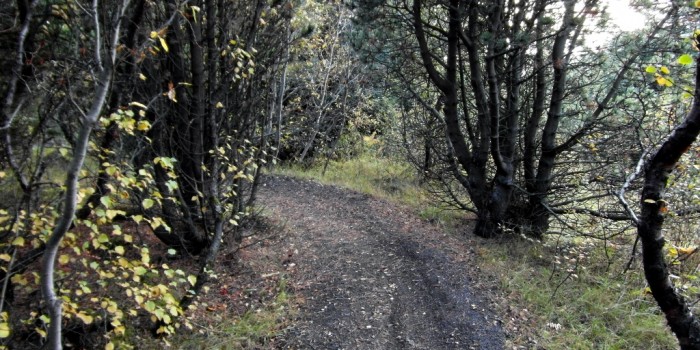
top-left (258, 176), bottom-right (505, 349)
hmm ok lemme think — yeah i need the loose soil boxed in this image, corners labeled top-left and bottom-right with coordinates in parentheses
top-left (258, 175), bottom-right (505, 349)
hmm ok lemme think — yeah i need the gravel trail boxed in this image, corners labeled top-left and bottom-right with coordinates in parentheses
top-left (258, 176), bottom-right (505, 349)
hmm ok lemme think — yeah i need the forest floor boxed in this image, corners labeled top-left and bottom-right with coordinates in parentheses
top-left (256, 175), bottom-right (507, 349)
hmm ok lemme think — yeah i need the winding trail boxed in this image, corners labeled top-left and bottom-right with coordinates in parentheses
top-left (259, 176), bottom-right (504, 349)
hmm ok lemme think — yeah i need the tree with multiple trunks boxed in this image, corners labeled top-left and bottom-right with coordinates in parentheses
top-left (353, 0), bottom-right (682, 239)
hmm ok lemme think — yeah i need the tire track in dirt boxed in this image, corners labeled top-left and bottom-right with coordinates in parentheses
top-left (259, 176), bottom-right (504, 349)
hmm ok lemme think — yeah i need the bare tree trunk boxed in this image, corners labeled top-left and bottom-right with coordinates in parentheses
top-left (638, 50), bottom-right (700, 350)
top-left (274, 26), bottom-right (291, 160)
top-left (39, 1), bottom-right (127, 347)
top-left (76, 0), bottom-right (146, 220)
top-left (528, 0), bottom-right (576, 238)
top-left (298, 13), bottom-right (344, 163)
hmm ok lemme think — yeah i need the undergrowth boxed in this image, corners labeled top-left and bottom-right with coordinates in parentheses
top-left (480, 238), bottom-right (677, 349)
top-left (130, 278), bottom-right (293, 349)
top-left (273, 152), bottom-right (461, 228)
top-left (274, 147), bottom-right (678, 349)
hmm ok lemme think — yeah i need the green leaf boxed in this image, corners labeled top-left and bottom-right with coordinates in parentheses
top-left (100, 196), bottom-right (113, 208)
top-left (645, 65), bottom-right (657, 74)
top-left (165, 180), bottom-right (179, 192)
top-left (679, 54), bottom-right (694, 65)
top-left (144, 300), bottom-right (156, 312)
top-left (11, 237), bottom-right (24, 247)
top-left (58, 254), bottom-right (70, 264)
top-left (142, 198), bottom-right (155, 209)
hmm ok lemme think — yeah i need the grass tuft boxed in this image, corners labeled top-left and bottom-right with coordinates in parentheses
top-left (273, 151), bottom-right (466, 229)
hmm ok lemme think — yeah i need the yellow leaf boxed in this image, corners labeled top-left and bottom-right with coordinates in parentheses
top-left (129, 101), bottom-right (148, 110)
top-left (660, 66), bottom-right (670, 74)
top-left (668, 247), bottom-right (679, 258)
top-left (0, 323), bottom-right (9, 338)
top-left (0, 254), bottom-right (11, 262)
top-left (106, 210), bottom-right (123, 220)
top-left (0, 171), bottom-right (5, 179)
top-left (76, 312), bottom-right (93, 325)
top-left (35, 327), bottom-right (46, 338)
top-left (105, 342), bottom-right (115, 350)
top-left (139, 73), bottom-right (147, 81)
top-left (696, 0), bottom-right (700, 8)
top-left (10, 274), bottom-right (27, 286)
top-left (58, 255), bottom-right (70, 265)
top-left (11, 237), bottom-right (24, 247)
top-left (149, 31), bottom-right (158, 39)
top-left (137, 120), bottom-right (151, 131)
top-left (113, 325), bottom-right (126, 335)
top-left (114, 246), bottom-right (125, 255)
top-left (644, 199), bottom-right (657, 204)
top-left (679, 247), bottom-right (697, 255)
top-left (187, 275), bottom-right (197, 286)
top-left (215, 102), bottom-right (224, 109)
top-left (158, 36), bottom-right (169, 53)
top-left (168, 305), bottom-right (179, 316)
top-left (655, 76), bottom-right (673, 87)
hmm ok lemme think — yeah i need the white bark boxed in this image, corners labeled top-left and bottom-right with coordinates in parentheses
top-left (39, 1), bottom-right (129, 348)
